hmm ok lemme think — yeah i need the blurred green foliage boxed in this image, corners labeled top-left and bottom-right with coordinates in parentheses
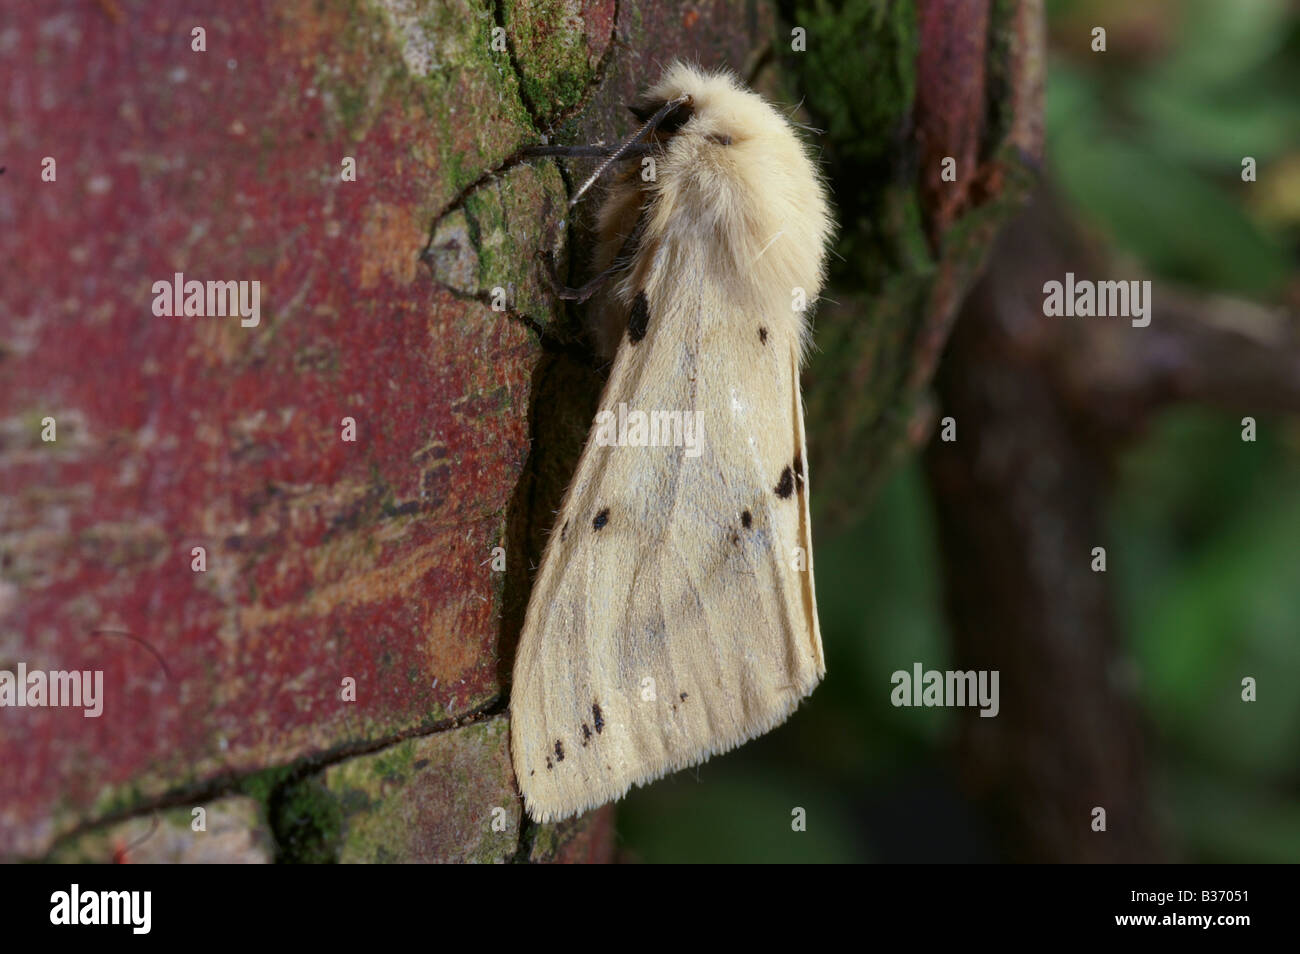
top-left (618, 0), bottom-right (1299, 861)
top-left (1113, 411), bottom-right (1300, 862)
top-left (1048, 0), bottom-right (1299, 294)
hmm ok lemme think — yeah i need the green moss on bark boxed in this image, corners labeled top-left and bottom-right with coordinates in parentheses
top-left (773, 0), bottom-right (1040, 524)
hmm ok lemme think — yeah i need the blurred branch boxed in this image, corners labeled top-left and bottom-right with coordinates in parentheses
top-left (926, 187), bottom-right (1296, 860)
top-left (924, 191), bottom-right (1159, 862)
top-left (983, 192), bottom-right (1300, 437)
top-left (1054, 288), bottom-right (1300, 430)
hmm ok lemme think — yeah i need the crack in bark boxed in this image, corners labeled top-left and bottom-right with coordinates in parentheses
top-left (41, 694), bottom-right (507, 862)
top-left (424, 271), bottom-right (596, 365)
top-left (493, 0), bottom-right (545, 132)
top-left (509, 805), bottom-right (540, 863)
top-left (541, 0), bottom-right (623, 136)
top-left (422, 0), bottom-right (621, 251)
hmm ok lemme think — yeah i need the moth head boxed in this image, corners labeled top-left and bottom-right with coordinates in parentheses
top-left (628, 62), bottom-right (774, 150)
top-left (621, 61), bottom-right (835, 314)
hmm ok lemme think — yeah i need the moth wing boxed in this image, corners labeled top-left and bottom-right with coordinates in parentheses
top-left (511, 275), bottom-right (823, 822)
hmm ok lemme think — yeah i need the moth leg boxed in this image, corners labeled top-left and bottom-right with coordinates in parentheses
top-left (537, 207), bottom-right (646, 304)
top-left (537, 250), bottom-right (620, 303)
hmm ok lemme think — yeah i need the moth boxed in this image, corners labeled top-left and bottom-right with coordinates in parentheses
top-left (512, 62), bottom-right (833, 823)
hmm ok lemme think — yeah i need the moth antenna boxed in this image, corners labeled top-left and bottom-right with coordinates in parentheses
top-left (568, 94), bottom-right (691, 209)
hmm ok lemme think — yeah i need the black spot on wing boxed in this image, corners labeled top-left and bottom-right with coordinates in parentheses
top-left (554, 739), bottom-right (565, 762)
top-left (581, 724), bottom-right (592, 746)
top-left (774, 466), bottom-right (794, 499)
top-left (593, 507), bottom-right (610, 531)
top-left (592, 702), bottom-right (605, 733)
top-left (546, 757), bottom-right (553, 770)
top-left (758, 326), bottom-right (768, 345)
top-left (680, 692), bottom-right (688, 701)
top-left (628, 292), bottom-right (650, 344)
top-left (741, 509), bottom-right (753, 529)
